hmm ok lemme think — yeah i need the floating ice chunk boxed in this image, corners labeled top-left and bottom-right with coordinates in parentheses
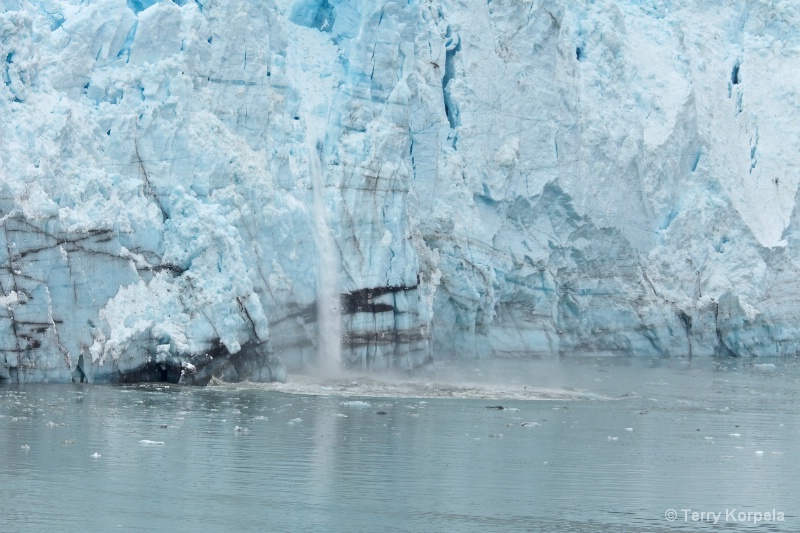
top-left (521, 422), bottom-right (539, 427)
top-left (489, 433), bottom-right (503, 438)
top-left (21, 444), bottom-right (30, 451)
top-left (704, 437), bottom-right (713, 440)
top-left (755, 450), bottom-right (764, 455)
top-left (46, 421), bottom-right (56, 428)
top-left (253, 416), bottom-right (268, 420)
top-left (624, 428), bottom-right (633, 432)
top-left (753, 364), bottom-right (776, 372)
top-left (607, 436), bottom-right (618, 441)
top-left (340, 401), bottom-right (371, 407)
top-left (334, 413), bottom-right (348, 418)
top-left (91, 453), bottom-right (101, 458)
top-left (234, 426), bottom-right (249, 433)
top-left (729, 433), bottom-right (741, 437)
top-left (139, 440), bottom-right (165, 445)
top-left (507, 408), bottom-right (519, 412)
top-left (288, 418), bottom-right (302, 425)
top-left (771, 451), bottom-right (783, 455)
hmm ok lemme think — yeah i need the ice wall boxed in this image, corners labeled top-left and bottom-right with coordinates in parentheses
top-left (1, 0), bottom-right (799, 383)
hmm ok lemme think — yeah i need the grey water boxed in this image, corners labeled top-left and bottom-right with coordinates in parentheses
top-left (2, 358), bottom-right (799, 532)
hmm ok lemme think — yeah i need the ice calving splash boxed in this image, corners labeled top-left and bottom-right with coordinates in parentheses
top-left (220, 373), bottom-right (607, 401)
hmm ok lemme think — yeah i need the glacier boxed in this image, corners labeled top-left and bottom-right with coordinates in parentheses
top-left (1, 0), bottom-right (799, 383)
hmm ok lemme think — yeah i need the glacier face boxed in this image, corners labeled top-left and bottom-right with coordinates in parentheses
top-left (1, 0), bottom-right (800, 383)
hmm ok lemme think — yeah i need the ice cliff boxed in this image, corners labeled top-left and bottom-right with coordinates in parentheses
top-left (1, 0), bottom-right (799, 383)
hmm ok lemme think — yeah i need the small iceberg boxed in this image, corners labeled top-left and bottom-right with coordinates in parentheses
top-left (753, 363), bottom-right (776, 372)
top-left (340, 401), bottom-right (372, 408)
top-left (139, 440), bottom-right (165, 446)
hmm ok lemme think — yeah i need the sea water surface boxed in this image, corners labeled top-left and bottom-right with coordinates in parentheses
top-left (2, 358), bottom-right (799, 532)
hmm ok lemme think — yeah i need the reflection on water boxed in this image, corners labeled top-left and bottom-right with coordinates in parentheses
top-left (1, 358), bottom-right (799, 532)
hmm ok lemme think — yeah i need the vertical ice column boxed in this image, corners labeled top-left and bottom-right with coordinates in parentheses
top-left (308, 135), bottom-right (343, 375)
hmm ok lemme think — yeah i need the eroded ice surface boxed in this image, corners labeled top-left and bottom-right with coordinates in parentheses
top-left (2, 0), bottom-right (800, 382)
